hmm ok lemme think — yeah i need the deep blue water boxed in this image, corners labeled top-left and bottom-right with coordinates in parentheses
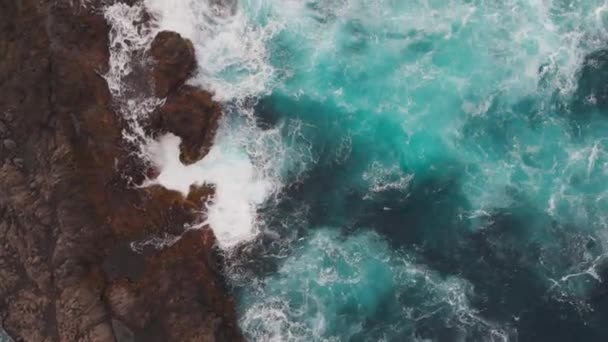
top-left (216, 1), bottom-right (608, 341)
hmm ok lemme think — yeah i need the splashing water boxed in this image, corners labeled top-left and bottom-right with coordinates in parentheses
top-left (106, 0), bottom-right (608, 340)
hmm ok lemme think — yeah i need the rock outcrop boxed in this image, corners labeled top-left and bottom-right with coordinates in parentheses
top-left (0, 1), bottom-right (242, 341)
top-left (147, 85), bottom-right (222, 164)
top-left (150, 31), bottom-right (197, 98)
top-left (146, 31), bottom-right (222, 164)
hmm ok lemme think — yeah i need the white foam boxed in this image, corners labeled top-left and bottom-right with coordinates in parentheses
top-left (104, 2), bottom-right (166, 153)
top-left (144, 0), bottom-right (279, 101)
top-left (103, 3), bottom-right (157, 98)
top-left (142, 131), bottom-right (274, 249)
top-left (362, 161), bottom-right (414, 195)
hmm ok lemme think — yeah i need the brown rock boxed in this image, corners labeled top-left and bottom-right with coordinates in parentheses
top-left (148, 86), bottom-right (222, 164)
top-left (150, 31), bottom-right (196, 98)
top-left (0, 1), bottom-right (242, 341)
top-left (105, 229), bottom-right (242, 342)
top-left (4, 287), bottom-right (50, 342)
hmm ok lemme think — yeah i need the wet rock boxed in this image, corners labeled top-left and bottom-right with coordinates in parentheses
top-left (0, 0), bottom-right (241, 341)
top-left (148, 86), bottom-right (222, 163)
top-left (150, 31), bottom-right (196, 98)
top-left (146, 30), bottom-right (221, 164)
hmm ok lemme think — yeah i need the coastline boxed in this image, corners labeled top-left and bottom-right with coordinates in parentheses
top-left (0, 0), bottom-right (242, 341)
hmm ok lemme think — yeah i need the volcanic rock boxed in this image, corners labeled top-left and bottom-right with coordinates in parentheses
top-left (145, 30), bottom-right (221, 164)
top-left (150, 31), bottom-right (197, 98)
top-left (0, 1), bottom-right (242, 341)
top-left (148, 85), bottom-right (222, 164)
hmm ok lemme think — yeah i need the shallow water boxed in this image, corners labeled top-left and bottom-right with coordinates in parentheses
top-left (108, 0), bottom-right (608, 340)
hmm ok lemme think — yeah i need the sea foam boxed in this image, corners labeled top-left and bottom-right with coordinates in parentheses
top-left (142, 131), bottom-right (273, 249)
top-left (103, 0), bottom-right (285, 249)
top-left (144, 0), bottom-right (279, 101)
top-left (103, 0), bottom-right (608, 339)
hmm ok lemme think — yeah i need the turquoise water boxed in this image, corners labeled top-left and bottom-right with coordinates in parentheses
top-left (219, 0), bottom-right (608, 341)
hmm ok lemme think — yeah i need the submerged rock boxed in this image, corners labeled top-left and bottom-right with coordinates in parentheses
top-left (0, 1), bottom-right (241, 341)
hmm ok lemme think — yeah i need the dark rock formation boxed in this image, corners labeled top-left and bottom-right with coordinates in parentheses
top-left (146, 30), bottom-right (221, 164)
top-left (150, 31), bottom-right (196, 98)
top-left (105, 229), bottom-right (234, 342)
top-left (0, 1), bottom-right (242, 341)
top-left (147, 86), bottom-right (222, 164)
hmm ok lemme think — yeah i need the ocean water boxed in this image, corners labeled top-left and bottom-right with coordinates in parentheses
top-left (106, 0), bottom-right (608, 341)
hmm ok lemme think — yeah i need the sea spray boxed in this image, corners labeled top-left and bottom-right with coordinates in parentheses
top-left (234, 0), bottom-right (608, 340)
top-left (105, 0), bottom-right (608, 340)
top-left (239, 228), bottom-right (514, 341)
top-left (104, 1), bottom-right (285, 248)
top-left (144, 0), bottom-right (279, 101)
top-left (141, 126), bottom-right (275, 249)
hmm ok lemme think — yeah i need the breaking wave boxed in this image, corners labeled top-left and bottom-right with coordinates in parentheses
top-left (105, 0), bottom-right (608, 340)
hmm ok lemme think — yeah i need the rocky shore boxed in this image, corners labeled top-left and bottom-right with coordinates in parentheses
top-left (0, 0), bottom-right (242, 341)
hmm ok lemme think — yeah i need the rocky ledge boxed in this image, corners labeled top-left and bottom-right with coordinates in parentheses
top-left (0, 0), bottom-right (241, 341)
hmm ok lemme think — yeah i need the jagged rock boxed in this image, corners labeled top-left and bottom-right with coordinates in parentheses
top-left (0, 1), bottom-right (242, 341)
top-left (105, 229), bottom-right (241, 342)
top-left (147, 31), bottom-right (221, 164)
top-left (150, 31), bottom-right (196, 98)
top-left (148, 85), bottom-right (222, 163)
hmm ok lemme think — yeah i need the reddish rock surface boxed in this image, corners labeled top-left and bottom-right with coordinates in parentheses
top-left (147, 86), bottom-right (222, 164)
top-left (146, 30), bottom-right (221, 164)
top-left (150, 31), bottom-right (197, 98)
top-left (0, 1), bottom-right (242, 341)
